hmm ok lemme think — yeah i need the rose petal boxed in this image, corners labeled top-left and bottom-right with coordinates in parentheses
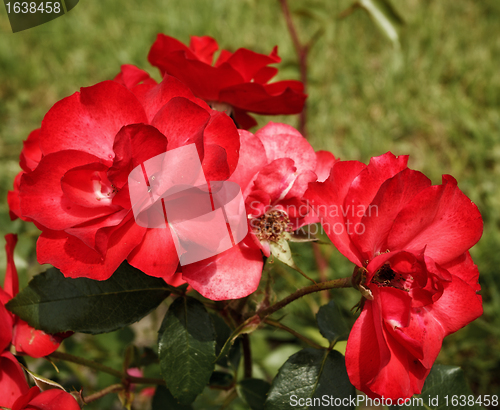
top-left (64, 209), bottom-right (129, 255)
top-left (225, 47), bottom-right (280, 82)
top-left (0, 351), bottom-right (30, 409)
top-left (345, 293), bottom-right (391, 398)
top-left (152, 97), bottom-right (210, 162)
top-left (343, 152), bottom-right (409, 231)
top-left (442, 251), bottom-right (480, 292)
top-left (251, 158), bottom-right (297, 204)
top-left (189, 36), bottom-right (219, 65)
top-left (12, 320), bottom-right (61, 358)
top-left (202, 110), bottom-right (240, 180)
top-left (0, 303), bottom-right (13, 352)
top-left (387, 175), bottom-right (483, 265)
top-left (40, 81), bottom-right (147, 161)
top-left (353, 168), bottom-right (431, 260)
top-left (19, 129), bottom-right (42, 173)
top-left (114, 64), bottom-right (157, 89)
top-left (108, 124), bottom-right (169, 189)
top-left (220, 82), bottom-right (306, 114)
top-left (13, 386), bottom-right (81, 410)
top-left (181, 242), bottom-right (263, 300)
top-left (254, 122), bottom-right (316, 175)
top-left (228, 130), bottom-right (268, 192)
top-left (37, 217), bottom-right (146, 280)
top-left (148, 35), bottom-right (242, 101)
top-left (133, 74), bottom-right (206, 124)
top-left (19, 151), bottom-right (117, 230)
top-left (305, 160), bottom-right (366, 266)
top-left (314, 150), bottom-right (337, 182)
top-left (127, 228), bottom-right (179, 281)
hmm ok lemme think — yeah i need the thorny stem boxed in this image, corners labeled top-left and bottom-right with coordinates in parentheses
top-left (264, 318), bottom-right (325, 350)
top-left (83, 384), bottom-right (123, 404)
top-left (47, 351), bottom-right (166, 386)
top-left (257, 277), bottom-right (353, 319)
top-left (48, 351), bottom-right (122, 379)
top-left (279, 0), bottom-right (309, 138)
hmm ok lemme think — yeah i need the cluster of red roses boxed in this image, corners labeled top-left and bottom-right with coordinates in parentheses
top-left (1, 235), bottom-right (78, 409)
top-left (3, 34), bottom-right (483, 405)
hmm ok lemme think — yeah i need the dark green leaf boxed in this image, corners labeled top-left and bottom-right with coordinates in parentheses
top-left (6, 263), bottom-right (169, 334)
top-left (238, 378), bottom-right (271, 410)
top-left (403, 365), bottom-right (482, 410)
top-left (158, 297), bottom-right (216, 405)
top-left (316, 301), bottom-right (350, 343)
top-left (265, 348), bottom-right (355, 410)
top-left (152, 385), bottom-right (192, 410)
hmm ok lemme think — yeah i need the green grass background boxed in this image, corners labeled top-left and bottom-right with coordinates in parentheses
top-left (0, 0), bottom-right (499, 408)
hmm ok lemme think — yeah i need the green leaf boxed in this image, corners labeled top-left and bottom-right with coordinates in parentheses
top-left (211, 313), bottom-right (241, 370)
top-left (357, 0), bottom-right (403, 47)
top-left (265, 348), bottom-right (355, 410)
top-left (6, 263), bottom-right (169, 334)
top-left (316, 301), bottom-right (350, 343)
top-left (158, 296), bottom-right (216, 405)
top-left (152, 385), bottom-right (192, 410)
top-left (238, 378), bottom-right (271, 410)
top-left (23, 366), bottom-right (66, 392)
top-left (401, 365), bottom-right (482, 410)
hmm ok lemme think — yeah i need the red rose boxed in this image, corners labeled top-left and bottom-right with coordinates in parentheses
top-left (11, 74), bottom-right (240, 293)
top-left (1, 234), bottom-right (64, 358)
top-left (7, 129), bottom-right (42, 221)
top-left (11, 387), bottom-right (80, 410)
top-left (113, 64), bottom-right (157, 89)
top-left (1, 234), bottom-right (68, 408)
top-left (0, 351), bottom-right (29, 408)
top-left (305, 152), bottom-right (483, 399)
top-left (182, 122), bottom-right (333, 300)
top-left (148, 34), bottom-right (306, 129)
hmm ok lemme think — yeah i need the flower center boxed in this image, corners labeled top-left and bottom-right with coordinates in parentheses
top-left (92, 172), bottom-right (117, 203)
top-left (252, 210), bottom-right (292, 242)
top-left (372, 264), bottom-right (412, 291)
top-left (208, 101), bottom-right (233, 116)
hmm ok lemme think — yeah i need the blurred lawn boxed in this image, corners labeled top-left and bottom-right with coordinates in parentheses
top-left (1, 0), bottom-right (499, 406)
